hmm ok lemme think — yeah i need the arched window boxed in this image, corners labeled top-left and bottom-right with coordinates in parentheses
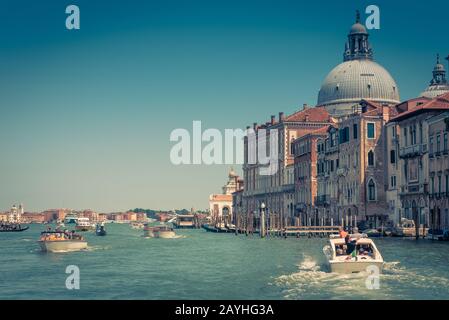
top-left (368, 150), bottom-right (375, 166)
top-left (368, 179), bottom-right (376, 201)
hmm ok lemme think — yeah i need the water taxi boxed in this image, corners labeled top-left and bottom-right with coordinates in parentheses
top-left (75, 217), bottom-right (94, 231)
top-left (323, 234), bottom-right (384, 274)
top-left (143, 224), bottom-right (177, 238)
top-left (38, 230), bottom-right (87, 252)
top-left (131, 222), bottom-right (145, 230)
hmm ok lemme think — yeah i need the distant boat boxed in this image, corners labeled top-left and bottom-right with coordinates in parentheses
top-left (0, 224), bottom-right (29, 232)
top-left (131, 222), bottom-right (144, 230)
top-left (95, 223), bottom-right (107, 236)
top-left (143, 224), bottom-right (177, 238)
top-left (64, 213), bottom-right (79, 224)
top-left (75, 217), bottom-right (95, 232)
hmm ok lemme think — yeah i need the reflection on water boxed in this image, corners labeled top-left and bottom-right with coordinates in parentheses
top-left (1, 224), bottom-right (449, 299)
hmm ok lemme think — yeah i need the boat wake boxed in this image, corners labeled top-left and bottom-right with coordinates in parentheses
top-left (272, 254), bottom-right (386, 299)
top-left (274, 257), bottom-right (449, 299)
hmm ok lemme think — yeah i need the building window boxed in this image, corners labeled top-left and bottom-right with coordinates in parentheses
top-left (437, 135), bottom-right (441, 153)
top-left (446, 174), bottom-right (449, 193)
top-left (368, 150), bottom-right (375, 166)
top-left (419, 122), bottom-right (423, 143)
top-left (368, 179), bottom-right (376, 201)
top-left (391, 175), bottom-right (396, 188)
top-left (339, 127), bottom-right (350, 144)
top-left (411, 124), bottom-right (417, 145)
top-left (353, 124), bottom-right (358, 140)
top-left (431, 176), bottom-right (435, 194)
top-left (430, 136), bottom-right (434, 154)
top-left (367, 123), bottom-right (375, 139)
top-left (390, 150), bottom-right (396, 164)
top-left (444, 133), bottom-right (448, 152)
top-left (439, 176), bottom-right (442, 194)
top-left (403, 127), bottom-right (408, 146)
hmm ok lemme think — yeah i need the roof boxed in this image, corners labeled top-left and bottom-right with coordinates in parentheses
top-left (209, 194), bottom-right (232, 202)
top-left (284, 106), bottom-right (332, 122)
top-left (317, 60), bottom-right (400, 115)
top-left (390, 92), bottom-right (449, 122)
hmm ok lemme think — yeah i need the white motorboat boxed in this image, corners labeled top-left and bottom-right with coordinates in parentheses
top-left (143, 224), bottom-right (177, 238)
top-left (323, 234), bottom-right (384, 274)
top-left (38, 230), bottom-right (87, 252)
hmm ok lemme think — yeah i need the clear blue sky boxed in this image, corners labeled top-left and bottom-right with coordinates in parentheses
top-left (1, 0), bottom-right (448, 212)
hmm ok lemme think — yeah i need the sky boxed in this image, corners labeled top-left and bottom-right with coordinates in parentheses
top-left (0, 0), bottom-right (448, 212)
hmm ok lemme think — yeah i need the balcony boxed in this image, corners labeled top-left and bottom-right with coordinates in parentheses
top-left (399, 144), bottom-right (426, 158)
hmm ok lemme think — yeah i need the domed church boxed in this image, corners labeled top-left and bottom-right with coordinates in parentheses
top-left (317, 11), bottom-right (400, 116)
top-left (420, 54), bottom-right (449, 98)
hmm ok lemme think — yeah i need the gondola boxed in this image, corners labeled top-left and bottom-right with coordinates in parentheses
top-left (0, 226), bottom-right (29, 232)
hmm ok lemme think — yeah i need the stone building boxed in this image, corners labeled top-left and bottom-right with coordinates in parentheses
top-left (387, 93), bottom-right (449, 230)
top-left (209, 168), bottom-right (243, 222)
top-left (242, 106), bottom-right (333, 225)
top-left (315, 101), bottom-right (392, 228)
top-left (292, 125), bottom-right (329, 226)
top-left (427, 111), bottom-right (449, 232)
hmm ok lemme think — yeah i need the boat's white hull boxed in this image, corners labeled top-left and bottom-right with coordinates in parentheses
top-left (39, 240), bottom-right (88, 252)
top-left (329, 260), bottom-right (384, 274)
top-left (155, 230), bottom-right (177, 238)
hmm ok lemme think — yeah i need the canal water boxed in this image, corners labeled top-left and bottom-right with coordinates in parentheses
top-left (1, 223), bottom-right (449, 299)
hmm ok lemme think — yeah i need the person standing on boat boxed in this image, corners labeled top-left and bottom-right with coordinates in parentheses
top-left (344, 235), bottom-right (356, 254)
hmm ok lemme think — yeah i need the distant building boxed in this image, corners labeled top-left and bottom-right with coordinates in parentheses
top-left (8, 204), bottom-right (22, 223)
top-left (209, 168), bottom-right (243, 222)
top-left (42, 209), bottom-right (68, 222)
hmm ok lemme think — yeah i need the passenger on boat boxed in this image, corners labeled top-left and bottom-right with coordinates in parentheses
top-left (336, 245), bottom-right (345, 256)
top-left (339, 227), bottom-right (348, 238)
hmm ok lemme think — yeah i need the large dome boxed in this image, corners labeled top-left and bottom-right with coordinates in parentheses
top-left (316, 11), bottom-right (400, 116)
top-left (318, 60), bottom-right (400, 115)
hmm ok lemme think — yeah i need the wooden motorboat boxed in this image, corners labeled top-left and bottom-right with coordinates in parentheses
top-left (38, 230), bottom-right (87, 252)
top-left (323, 234), bottom-right (384, 274)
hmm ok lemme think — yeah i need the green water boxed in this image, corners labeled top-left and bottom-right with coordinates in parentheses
top-left (1, 223), bottom-right (449, 299)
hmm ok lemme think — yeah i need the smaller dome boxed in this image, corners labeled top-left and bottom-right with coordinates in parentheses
top-left (350, 23), bottom-right (367, 35)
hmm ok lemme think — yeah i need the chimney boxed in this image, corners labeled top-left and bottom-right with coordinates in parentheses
top-left (253, 122), bottom-right (257, 130)
top-left (382, 105), bottom-right (390, 122)
top-left (305, 114), bottom-right (309, 122)
top-left (270, 115), bottom-right (275, 125)
top-left (303, 103), bottom-right (309, 110)
top-left (279, 112), bottom-right (285, 122)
